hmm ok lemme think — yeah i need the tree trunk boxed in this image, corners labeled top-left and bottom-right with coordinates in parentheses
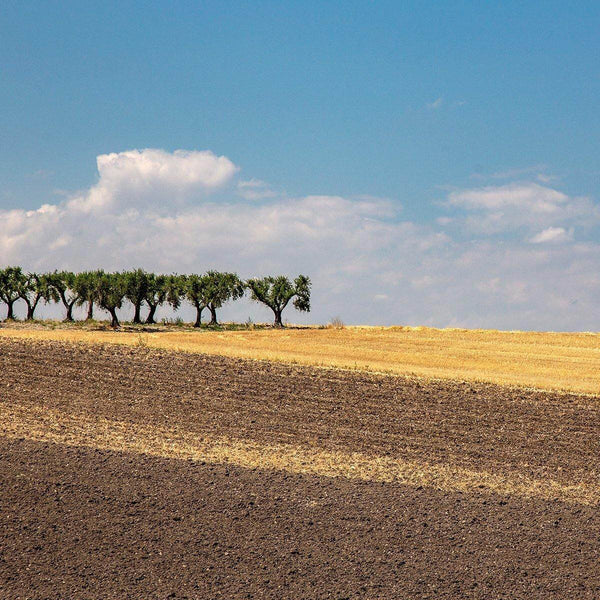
top-left (86, 301), bottom-right (94, 321)
top-left (208, 305), bottom-right (218, 326)
top-left (194, 304), bottom-right (204, 328)
top-left (133, 302), bottom-right (142, 324)
top-left (6, 300), bottom-right (16, 321)
top-left (146, 304), bottom-right (157, 324)
top-left (109, 308), bottom-right (120, 328)
top-left (26, 297), bottom-right (39, 320)
top-left (273, 309), bottom-right (283, 328)
top-left (64, 301), bottom-right (74, 322)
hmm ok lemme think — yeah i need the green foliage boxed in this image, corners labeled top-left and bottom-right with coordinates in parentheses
top-left (143, 273), bottom-right (184, 324)
top-left (95, 272), bottom-right (127, 327)
top-left (184, 273), bottom-right (209, 327)
top-left (0, 266), bottom-right (313, 326)
top-left (124, 268), bottom-right (150, 324)
top-left (0, 266), bottom-right (27, 320)
top-left (204, 271), bottom-right (245, 325)
top-left (74, 270), bottom-right (104, 320)
top-left (246, 275), bottom-right (311, 327)
top-left (46, 271), bottom-right (80, 320)
top-left (20, 272), bottom-right (54, 320)
top-left (0, 266), bottom-right (26, 302)
top-left (165, 274), bottom-right (185, 310)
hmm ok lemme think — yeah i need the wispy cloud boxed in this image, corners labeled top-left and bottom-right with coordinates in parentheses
top-left (530, 226), bottom-right (572, 244)
top-left (426, 97), bottom-right (443, 110)
top-left (31, 169), bottom-right (54, 180)
top-left (471, 165), bottom-right (559, 184)
top-left (237, 178), bottom-right (277, 200)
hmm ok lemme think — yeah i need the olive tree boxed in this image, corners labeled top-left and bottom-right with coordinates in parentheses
top-left (74, 270), bottom-right (103, 321)
top-left (184, 274), bottom-right (209, 327)
top-left (125, 268), bottom-right (150, 324)
top-left (20, 272), bottom-right (53, 320)
top-left (204, 271), bottom-right (244, 326)
top-left (0, 266), bottom-right (27, 321)
top-left (47, 271), bottom-right (80, 321)
top-left (246, 275), bottom-right (311, 327)
top-left (95, 272), bottom-right (126, 328)
top-left (144, 273), bottom-right (183, 324)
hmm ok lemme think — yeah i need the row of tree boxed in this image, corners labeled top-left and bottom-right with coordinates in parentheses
top-left (0, 267), bottom-right (311, 328)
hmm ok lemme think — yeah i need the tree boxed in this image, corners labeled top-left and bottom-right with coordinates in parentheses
top-left (74, 270), bottom-right (103, 321)
top-left (204, 271), bottom-right (244, 326)
top-left (0, 266), bottom-right (27, 321)
top-left (144, 273), bottom-right (183, 324)
top-left (125, 268), bottom-right (150, 324)
top-left (184, 274), bottom-right (209, 327)
top-left (47, 271), bottom-right (80, 321)
top-left (20, 272), bottom-right (53, 320)
top-left (95, 272), bottom-right (126, 328)
top-left (246, 275), bottom-right (311, 327)
top-left (166, 274), bottom-right (185, 315)
top-left (144, 274), bottom-right (165, 324)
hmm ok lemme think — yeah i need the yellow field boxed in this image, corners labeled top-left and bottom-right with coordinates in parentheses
top-left (1, 325), bottom-right (599, 394)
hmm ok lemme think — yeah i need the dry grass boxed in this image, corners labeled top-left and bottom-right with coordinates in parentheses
top-left (1, 325), bottom-right (599, 394)
top-left (2, 400), bottom-right (597, 506)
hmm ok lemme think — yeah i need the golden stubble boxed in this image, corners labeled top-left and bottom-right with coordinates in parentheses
top-left (2, 401), bottom-right (598, 506)
top-left (1, 325), bottom-right (599, 394)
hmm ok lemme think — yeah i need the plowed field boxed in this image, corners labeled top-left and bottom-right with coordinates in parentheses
top-left (1, 337), bottom-right (599, 598)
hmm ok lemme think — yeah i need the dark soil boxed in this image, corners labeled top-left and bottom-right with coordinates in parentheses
top-left (1, 438), bottom-right (599, 599)
top-left (1, 337), bottom-right (599, 598)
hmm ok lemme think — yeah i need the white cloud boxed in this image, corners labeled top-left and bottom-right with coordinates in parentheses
top-left (97, 149), bottom-right (237, 191)
top-left (67, 148), bottom-right (237, 213)
top-left (1, 150), bottom-right (600, 330)
top-left (445, 182), bottom-right (600, 235)
top-left (530, 227), bottom-right (572, 244)
top-left (448, 182), bottom-right (568, 212)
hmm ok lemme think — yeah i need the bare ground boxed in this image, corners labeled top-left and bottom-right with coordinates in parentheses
top-left (0, 337), bottom-right (599, 598)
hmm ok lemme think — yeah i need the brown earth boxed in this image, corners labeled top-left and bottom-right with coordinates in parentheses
top-left (1, 337), bottom-right (599, 598)
top-left (2, 437), bottom-right (600, 600)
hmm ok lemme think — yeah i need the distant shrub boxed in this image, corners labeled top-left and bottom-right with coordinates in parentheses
top-left (161, 316), bottom-right (184, 326)
top-left (328, 316), bottom-right (345, 329)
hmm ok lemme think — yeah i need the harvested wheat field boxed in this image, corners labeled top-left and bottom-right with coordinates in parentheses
top-left (1, 324), bottom-right (599, 394)
top-left (1, 335), bottom-right (599, 598)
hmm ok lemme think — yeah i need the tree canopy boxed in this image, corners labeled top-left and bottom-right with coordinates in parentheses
top-left (203, 271), bottom-right (245, 325)
top-left (0, 266), bottom-right (27, 320)
top-left (246, 275), bottom-right (311, 327)
top-left (0, 266), bottom-right (313, 328)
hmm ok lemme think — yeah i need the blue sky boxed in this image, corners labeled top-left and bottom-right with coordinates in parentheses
top-left (1, 2), bottom-right (599, 329)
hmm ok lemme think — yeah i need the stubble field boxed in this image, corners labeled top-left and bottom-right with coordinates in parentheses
top-left (1, 324), bottom-right (599, 393)
top-left (0, 328), bottom-right (599, 598)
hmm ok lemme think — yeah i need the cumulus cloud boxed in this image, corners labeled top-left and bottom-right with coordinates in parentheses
top-left (1, 150), bottom-right (600, 330)
top-left (443, 182), bottom-right (600, 236)
top-left (67, 148), bottom-right (237, 213)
